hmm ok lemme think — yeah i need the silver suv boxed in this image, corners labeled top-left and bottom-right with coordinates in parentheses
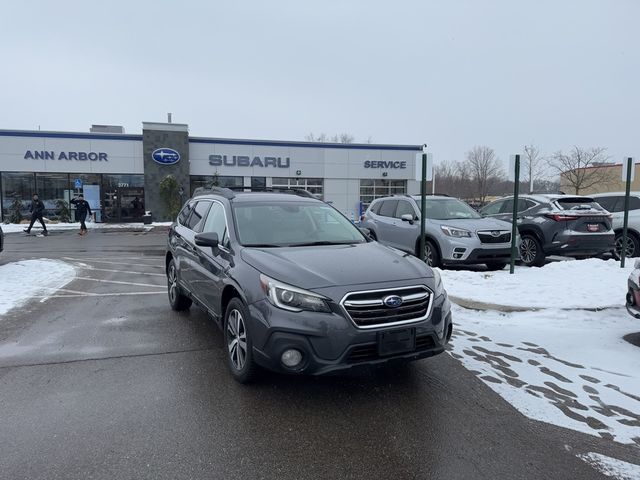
top-left (361, 195), bottom-right (517, 270)
top-left (592, 192), bottom-right (640, 259)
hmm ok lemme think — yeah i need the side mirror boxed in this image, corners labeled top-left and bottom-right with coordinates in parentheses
top-left (401, 214), bottom-right (414, 224)
top-left (195, 232), bottom-right (220, 254)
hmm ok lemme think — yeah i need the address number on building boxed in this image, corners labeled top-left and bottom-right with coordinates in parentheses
top-left (118, 183), bottom-right (130, 188)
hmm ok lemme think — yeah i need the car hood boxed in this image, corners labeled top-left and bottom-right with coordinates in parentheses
top-left (431, 217), bottom-right (513, 232)
top-left (241, 242), bottom-right (431, 290)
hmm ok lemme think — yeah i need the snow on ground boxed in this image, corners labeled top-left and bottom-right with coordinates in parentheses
top-left (445, 257), bottom-right (640, 445)
top-left (0, 259), bottom-right (76, 316)
top-left (578, 452), bottom-right (640, 480)
top-left (1, 221), bottom-right (172, 234)
top-left (450, 305), bottom-right (640, 445)
top-left (440, 258), bottom-right (634, 310)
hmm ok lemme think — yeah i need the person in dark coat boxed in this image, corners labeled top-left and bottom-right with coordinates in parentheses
top-left (70, 194), bottom-right (92, 235)
top-left (23, 194), bottom-right (48, 236)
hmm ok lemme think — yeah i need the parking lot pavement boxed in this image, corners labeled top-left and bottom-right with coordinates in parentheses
top-left (0, 231), bottom-right (632, 480)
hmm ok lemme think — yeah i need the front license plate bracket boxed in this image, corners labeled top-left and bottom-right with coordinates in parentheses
top-left (378, 328), bottom-right (416, 356)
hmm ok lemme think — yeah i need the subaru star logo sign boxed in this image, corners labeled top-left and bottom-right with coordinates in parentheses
top-left (383, 295), bottom-right (403, 308)
top-left (152, 148), bottom-right (181, 165)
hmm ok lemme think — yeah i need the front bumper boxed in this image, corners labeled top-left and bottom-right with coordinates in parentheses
top-left (627, 278), bottom-right (640, 319)
top-left (443, 247), bottom-right (515, 265)
top-left (440, 235), bottom-right (518, 265)
top-left (247, 290), bottom-right (452, 375)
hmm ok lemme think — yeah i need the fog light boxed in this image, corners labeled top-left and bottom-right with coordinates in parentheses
top-left (281, 349), bottom-right (303, 368)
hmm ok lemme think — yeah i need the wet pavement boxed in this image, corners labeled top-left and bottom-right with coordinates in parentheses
top-left (0, 230), bottom-right (636, 479)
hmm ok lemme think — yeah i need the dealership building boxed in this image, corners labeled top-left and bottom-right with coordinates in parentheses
top-left (0, 122), bottom-right (423, 222)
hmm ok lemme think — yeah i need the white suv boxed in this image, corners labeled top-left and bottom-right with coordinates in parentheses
top-left (592, 192), bottom-right (640, 258)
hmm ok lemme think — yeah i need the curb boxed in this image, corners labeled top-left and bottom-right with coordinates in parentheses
top-left (448, 295), bottom-right (621, 313)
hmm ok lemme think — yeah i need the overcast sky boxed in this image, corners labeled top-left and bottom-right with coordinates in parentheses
top-left (1, 0), bottom-right (638, 170)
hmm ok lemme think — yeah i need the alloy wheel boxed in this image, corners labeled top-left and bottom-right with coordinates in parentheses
top-left (615, 235), bottom-right (636, 258)
top-left (520, 238), bottom-right (537, 264)
top-left (227, 309), bottom-right (248, 371)
top-left (168, 264), bottom-right (178, 304)
top-left (424, 244), bottom-right (434, 267)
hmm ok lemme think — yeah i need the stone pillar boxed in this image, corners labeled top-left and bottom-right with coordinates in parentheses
top-left (142, 122), bottom-right (190, 221)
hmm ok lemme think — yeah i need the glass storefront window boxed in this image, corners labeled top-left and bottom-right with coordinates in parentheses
top-left (1, 172), bottom-right (35, 222)
top-left (190, 175), bottom-right (243, 194)
top-left (359, 179), bottom-right (407, 209)
top-left (251, 177), bottom-right (266, 189)
top-left (272, 177), bottom-right (324, 197)
top-left (36, 173), bottom-right (70, 220)
top-left (102, 174), bottom-right (145, 222)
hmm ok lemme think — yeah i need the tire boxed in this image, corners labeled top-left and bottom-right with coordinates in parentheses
top-left (224, 298), bottom-right (259, 384)
top-left (614, 232), bottom-right (640, 260)
top-left (424, 240), bottom-right (441, 268)
top-left (519, 234), bottom-right (545, 267)
top-left (485, 262), bottom-right (507, 271)
top-left (167, 259), bottom-right (192, 311)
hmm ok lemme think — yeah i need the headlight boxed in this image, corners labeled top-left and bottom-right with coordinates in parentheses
top-left (440, 225), bottom-right (472, 238)
top-left (433, 268), bottom-right (445, 296)
top-left (260, 274), bottom-right (331, 313)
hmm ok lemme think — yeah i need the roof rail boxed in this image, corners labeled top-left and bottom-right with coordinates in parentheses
top-left (192, 185), bottom-right (317, 200)
top-left (192, 186), bottom-right (236, 199)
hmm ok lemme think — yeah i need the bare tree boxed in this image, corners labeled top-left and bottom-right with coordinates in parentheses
top-left (523, 144), bottom-right (547, 194)
top-left (548, 146), bottom-right (615, 194)
top-left (463, 146), bottom-right (504, 204)
top-left (305, 132), bottom-right (355, 143)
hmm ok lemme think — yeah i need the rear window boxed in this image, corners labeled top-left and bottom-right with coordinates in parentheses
top-left (556, 198), bottom-right (604, 211)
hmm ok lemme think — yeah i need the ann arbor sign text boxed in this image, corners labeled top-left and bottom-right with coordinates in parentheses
top-left (24, 150), bottom-right (108, 161)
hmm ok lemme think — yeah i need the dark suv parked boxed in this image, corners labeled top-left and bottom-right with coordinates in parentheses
top-left (166, 188), bottom-right (452, 383)
top-left (480, 194), bottom-right (614, 266)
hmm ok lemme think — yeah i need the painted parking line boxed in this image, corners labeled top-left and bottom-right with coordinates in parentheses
top-left (74, 266), bottom-right (165, 277)
top-left (35, 291), bottom-right (166, 299)
top-left (63, 257), bottom-right (164, 269)
top-left (74, 277), bottom-right (165, 288)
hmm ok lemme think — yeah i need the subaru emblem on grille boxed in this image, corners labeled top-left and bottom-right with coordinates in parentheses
top-left (383, 295), bottom-right (403, 308)
top-left (491, 231), bottom-right (501, 237)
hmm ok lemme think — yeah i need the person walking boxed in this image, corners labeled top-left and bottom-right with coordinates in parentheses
top-left (23, 194), bottom-right (48, 236)
top-left (70, 194), bottom-right (92, 235)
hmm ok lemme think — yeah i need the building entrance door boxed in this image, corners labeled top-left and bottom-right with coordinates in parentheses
top-left (104, 187), bottom-right (145, 222)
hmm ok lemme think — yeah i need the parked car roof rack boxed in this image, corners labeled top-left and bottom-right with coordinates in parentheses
top-left (192, 186), bottom-right (317, 200)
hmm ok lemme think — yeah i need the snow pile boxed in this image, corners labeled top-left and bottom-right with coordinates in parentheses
top-left (440, 259), bottom-right (634, 310)
top-left (0, 259), bottom-right (76, 316)
top-left (578, 453), bottom-right (640, 480)
top-left (1, 221), bottom-right (172, 234)
top-left (450, 305), bottom-right (640, 445)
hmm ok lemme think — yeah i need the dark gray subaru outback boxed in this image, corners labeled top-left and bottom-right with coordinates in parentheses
top-left (166, 187), bottom-right (452, 383)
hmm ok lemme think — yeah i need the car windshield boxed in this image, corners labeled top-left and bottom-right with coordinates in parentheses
top-left (233, 201), bottom-right (367, 247)
top-left (414, 198), bottom-right (482, 220)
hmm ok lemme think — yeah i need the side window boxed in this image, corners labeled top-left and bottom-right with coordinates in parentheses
top-left (595, 196), bottom-right (619, 212)
top-left (629, 196), bottom-right (640, 211)
top-left (379, 200), bottom-right (398, 217)
top-left (481, 200), bottom-right (504, 216)
top-left (178, 202), bottom-right (194, 225)
top-left (202, 203), bottom-right (228, 246)
top-left (500, 201), bottom-right (514, 214)
top-left (186, 201), bottom-right (212, 232)
top-left (395, 200), bottom-right (416, 219)
top-left (517, 199), bottom-right (533, 213)
top-left (370, 201), bottom-right (382, 214)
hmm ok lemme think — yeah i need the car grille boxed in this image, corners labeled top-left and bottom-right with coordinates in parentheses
top-left (341, 286), bottom-right (432, 329)
top-left (347, 334), bottom-right (436, 363)
top-left (477, 230), bottom-right (511, 244)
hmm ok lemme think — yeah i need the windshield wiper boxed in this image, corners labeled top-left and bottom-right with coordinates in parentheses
top-left (286, 241), bottom-right (359, 247)
top-left (243, 244), bottom-right (283, 248)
